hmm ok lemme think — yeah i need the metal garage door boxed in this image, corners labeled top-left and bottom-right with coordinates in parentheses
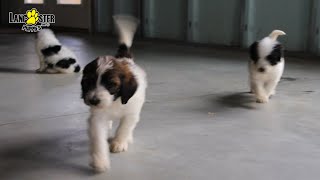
top-left (253, 0), bottom-right (312, 51)
top-left (188, 0), bottom-right (242, 46)
top-left (143, 0), bottom-right (187, 40)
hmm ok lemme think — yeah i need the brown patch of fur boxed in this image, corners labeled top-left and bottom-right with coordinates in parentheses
top-left (112, 60), bottom-right (133, 78)
top-left (100, 57), bottom-right (137, 104)
top-left (114, 59), bottom-right (137, 104)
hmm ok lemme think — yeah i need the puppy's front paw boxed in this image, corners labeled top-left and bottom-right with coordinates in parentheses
top-left (36, 68), bottom-right (45, 73)
top-left (128, 135), bottom-right (134, 144)
top-left (256, 96), bottom-right (269, 103)
top-left (90, 154), bottom-right (110, 173)
top-left (249, 89), bottom-right (255, 94)
top-left (110, 139), bottom-right (128, 153)
top-left (270, 90), bottom-right (276, 96)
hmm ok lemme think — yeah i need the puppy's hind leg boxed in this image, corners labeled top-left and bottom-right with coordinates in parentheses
top-left (88, 112), bottom-right (110, 172)
top-left (110, 114), bottom-right (140, 153)
top-left (36, 58), bottom-right (47, 73)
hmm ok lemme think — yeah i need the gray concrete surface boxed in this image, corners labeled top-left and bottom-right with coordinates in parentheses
top-left (0, 33), bottom-right (320, 180)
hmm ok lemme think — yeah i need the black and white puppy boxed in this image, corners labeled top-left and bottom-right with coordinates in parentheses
top-left (35, 29), bottom-right (81, 73)
top-left (81, 15), bottom-right (147, 172)
top-left (249, 30), bottom-right (286, 103)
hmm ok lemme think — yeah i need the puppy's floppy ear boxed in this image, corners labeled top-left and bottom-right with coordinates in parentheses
top-left (120, 73), bottom-right (137, 104)
top-left (249, 41), bottom-right (259, 63)
top-left (266, 44), bottom-right (283, 66)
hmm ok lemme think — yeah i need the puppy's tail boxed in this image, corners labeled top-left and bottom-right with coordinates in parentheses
top-left (268, 30), bottom-right (286, 41)
top-left (113, 15), bottom-right (140, 58)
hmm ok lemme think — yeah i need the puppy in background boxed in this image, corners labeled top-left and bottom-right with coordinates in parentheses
top-left (81, 15), bottom-right (147, 172)
top-left (35, 29), bottom-right (81, 73)
top-left (249, 30), bottom-right (286, 103)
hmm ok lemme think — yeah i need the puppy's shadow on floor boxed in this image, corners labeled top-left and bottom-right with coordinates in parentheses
top-left (0, 132), bottom-right (96, 179)
top-left (0, 67), bottom-right (35, 74)
top-left (183, 92), bottom-right (257, 115)
top-left (216, 92), bottom-right (257, 110)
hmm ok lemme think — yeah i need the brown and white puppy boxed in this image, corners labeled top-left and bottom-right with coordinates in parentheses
top-left (81, 15), bottom-right (147, 173)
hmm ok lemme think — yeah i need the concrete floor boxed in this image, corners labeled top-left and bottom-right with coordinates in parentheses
top-left (0, 33), bottom-right (320, 180)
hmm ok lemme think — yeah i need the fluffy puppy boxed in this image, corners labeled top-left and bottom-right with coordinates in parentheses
top-left (35, 29), bottom-right (81, 73)
top-left (81, 15), bottom-right (147, 172)
top-left (249, 30), bottom-right (286, 103)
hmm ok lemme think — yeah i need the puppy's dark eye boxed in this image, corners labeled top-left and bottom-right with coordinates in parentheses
top-left (101, 81), bottom-right (119, 94)
top-left (109, 88), bottom-right (119, 94)
top-left (107, 82), bottom-right (116, 87)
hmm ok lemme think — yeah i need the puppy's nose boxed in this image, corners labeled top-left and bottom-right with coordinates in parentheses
top-left (89, 97), bottom-right (100, 106)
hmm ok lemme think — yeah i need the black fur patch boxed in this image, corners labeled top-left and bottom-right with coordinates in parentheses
top-left (47, 63), bottom-right (54, 69)
top-left (41, 45), bottom-right (61, 56)
top-left (266, 44), bottom-right (283, 66)
top-left (68, 58), bottom-right (76, 64)
top-left (115, 44), bottom-right (132, 58)
top-left (249, 41), bottom-right (259, 63)
top-left (81, 59), bottom-right (98, 99)
top-left (74, 65), bottom-right (81, 72)
top-left (55, 58), bottom-right (76, 69)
